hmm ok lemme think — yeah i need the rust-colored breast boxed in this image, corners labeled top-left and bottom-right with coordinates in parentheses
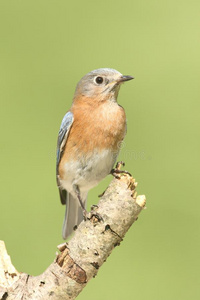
top-left (59, 97), bottom-right (126, 176)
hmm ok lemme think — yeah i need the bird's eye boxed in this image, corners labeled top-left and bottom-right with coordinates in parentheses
top-left (95, 76), bottom-right (104, 84)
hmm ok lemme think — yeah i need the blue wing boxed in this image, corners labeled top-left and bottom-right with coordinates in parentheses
top-left (56, 111), bottom-right (74, 172)
top-left (56, 111), bottom-right (74, 204)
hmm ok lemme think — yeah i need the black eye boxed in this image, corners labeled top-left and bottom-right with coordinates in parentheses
top-left (95, 76), bottom-right (104, 84)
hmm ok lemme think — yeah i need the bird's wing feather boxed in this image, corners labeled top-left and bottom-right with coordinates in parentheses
top-left (56, 111), bottom-right (74, 204)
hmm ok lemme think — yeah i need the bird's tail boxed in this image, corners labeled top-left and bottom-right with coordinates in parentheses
top-left (62, 193), bottom-right (87, 240)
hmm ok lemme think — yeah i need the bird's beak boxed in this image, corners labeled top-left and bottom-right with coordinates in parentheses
top-left (106, 75), bottom-right (134, 91)
top-left (118, 75), bottom-right (134, 83)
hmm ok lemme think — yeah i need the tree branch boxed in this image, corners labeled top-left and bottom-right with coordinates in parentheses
top-left (0, 173), bottom-right (146, 300)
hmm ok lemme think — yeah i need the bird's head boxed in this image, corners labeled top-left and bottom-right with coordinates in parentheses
top-left (73, 68), bottom-right (134, 102)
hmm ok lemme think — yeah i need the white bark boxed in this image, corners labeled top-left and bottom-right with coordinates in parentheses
top-left (0, 174), bottom-right (146, 300)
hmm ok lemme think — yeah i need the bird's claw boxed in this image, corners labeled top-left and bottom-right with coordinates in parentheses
top-left (91, 204), bottom-right (99, 210)
top-left (111, 161), bottom-right (132, 179)
top-left (88, 211), bottom-right (103, 223)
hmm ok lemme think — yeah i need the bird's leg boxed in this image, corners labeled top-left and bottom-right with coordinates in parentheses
top-left (74, 185), bottom-right (87, 220)
top-left (111, 161), bottom-right (132, 179)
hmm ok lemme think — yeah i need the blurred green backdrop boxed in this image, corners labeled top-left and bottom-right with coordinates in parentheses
top-left (0, 0), bottom-right (199, 299)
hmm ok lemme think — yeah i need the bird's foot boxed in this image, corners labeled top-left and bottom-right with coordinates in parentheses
top-left (88, 212), bottom-right (104, 223)
top-left (91, 204), bottom-right (99, 210)
top-left (88, 205), bottom-right (103, 223)
top-left (111, 161), bottom-right (132, 179)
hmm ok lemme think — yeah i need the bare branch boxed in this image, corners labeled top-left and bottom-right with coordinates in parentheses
top-left (0, 174), bottom-right (146, 300)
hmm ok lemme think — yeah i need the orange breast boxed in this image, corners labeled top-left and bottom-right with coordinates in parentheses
top-left (59, 98), bottom-right (126, 177)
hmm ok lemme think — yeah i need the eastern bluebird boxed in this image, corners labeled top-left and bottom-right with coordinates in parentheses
top-left (56, 68), bottom-right (133, 239)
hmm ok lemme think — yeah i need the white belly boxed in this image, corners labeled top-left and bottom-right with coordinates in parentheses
top-left (59, 148), bottom-right (118, 195)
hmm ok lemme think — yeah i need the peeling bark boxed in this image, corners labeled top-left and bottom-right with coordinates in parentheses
top-left (0, 173), bottom-right (146, 300)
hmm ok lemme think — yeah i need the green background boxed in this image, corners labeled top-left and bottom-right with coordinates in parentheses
top-left (0, 0), bottom-right (199, 299)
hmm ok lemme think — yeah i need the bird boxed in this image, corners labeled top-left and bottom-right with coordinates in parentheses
top-left (56, 68), bottom-right (134, 239)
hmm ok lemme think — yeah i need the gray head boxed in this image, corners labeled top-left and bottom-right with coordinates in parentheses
top-left (74, 68), bottom-right (134, 101)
